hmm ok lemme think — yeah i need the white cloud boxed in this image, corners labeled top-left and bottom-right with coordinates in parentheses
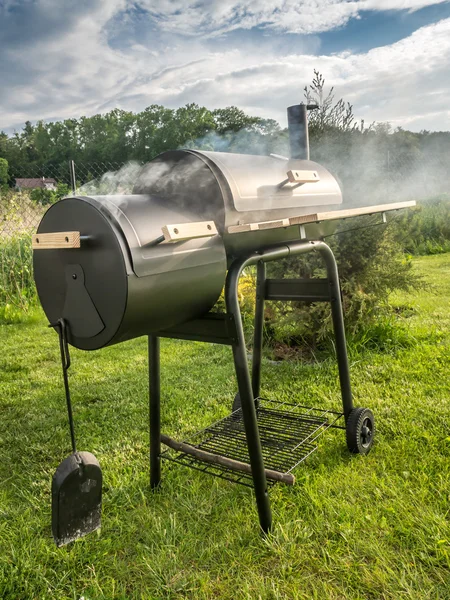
top-left (364, 0), bottom-right (448, 10)
top-left (137, 0), bottom-right (358, 36)
top-left (136, 0), bottom-right (450, 35)
top-left (1, 1), bottom-right (450, 132)
top-left (112, 16), bottom-right (450, 131)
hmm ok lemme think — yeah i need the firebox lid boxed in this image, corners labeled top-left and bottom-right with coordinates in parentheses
top-left (90, 194), bottom-right (226, 279)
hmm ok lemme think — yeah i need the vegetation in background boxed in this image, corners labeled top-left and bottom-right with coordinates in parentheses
top-left (0, 105), bottom-right (280, 184)
top-left (30, 182), bottom-right (70, 206)
top-left (0, 234), bottom-right (36, 321)
top-left (1, 188), bottom-right (46, 232)
top-left (392, 195), bottom-right (450, 255)
top-left (0, 157), bottom-right (8, 193)
top-left (0, 254), bottom-right (448, 599)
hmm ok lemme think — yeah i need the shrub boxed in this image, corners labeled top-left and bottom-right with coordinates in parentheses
top-left (214, 272), bottom-right (257, 337)
top-left (235, 218), bottom-right (421, 353)
top-left (30, 182), bottom-right (70, 206)
top-left (0, 234), bottom-right (37, 321)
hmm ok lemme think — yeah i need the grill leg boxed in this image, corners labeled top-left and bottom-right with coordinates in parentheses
top-left (226, 264), bottom-right (272, 534)
top-left (149, 335), bottom-right (161, 489)
top-left (251, 260), bottom-right (266, 400)
top-left (318, 246), bottom-right (354, 421)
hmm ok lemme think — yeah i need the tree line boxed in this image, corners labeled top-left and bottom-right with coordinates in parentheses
top-left (1, 71), bottom-right (449, 196)
top-left (0, 105), bottom-right (281, 181)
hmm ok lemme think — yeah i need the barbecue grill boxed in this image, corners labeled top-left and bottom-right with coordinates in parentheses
top-left (32, 103), bottom-right (415, 544)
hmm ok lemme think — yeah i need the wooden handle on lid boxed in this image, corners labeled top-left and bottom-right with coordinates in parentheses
top-left (286, 169), bottom-right (320, 183)
top-left (161, 221), bottom-right (218, 243)
top-left (32, 231), bottom-right (80, 249)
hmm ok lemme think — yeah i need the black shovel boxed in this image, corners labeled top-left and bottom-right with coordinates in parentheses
top-left (51, 318), bottom-right (102, 547)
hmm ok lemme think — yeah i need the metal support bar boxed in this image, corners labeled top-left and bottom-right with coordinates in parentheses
top-left (149, 335), bottom-right (161, 489)
top-left (316, 245), bottom-right (354, 421)
top-left (157, 313), bottom-right (236, 345)
top-left (252, 261), bottom-right (266, 399)
top-left (227, 239), bottom-right (353, 427)
top-left (69, 160), bottom-right (76, 195)
top-left (225, 262), bottom-right (272, 534)
top-left (265, 278), bottom-right (330, 302)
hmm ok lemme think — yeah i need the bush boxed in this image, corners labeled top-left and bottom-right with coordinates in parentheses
top-left (214, 272), bottom-right (257, 337)
top-left (0, 234), bottom-right (37, 321)
top-left (30, 182), bottom-right (70, 206)
top-left (235, 218), bottom-right (421, 354)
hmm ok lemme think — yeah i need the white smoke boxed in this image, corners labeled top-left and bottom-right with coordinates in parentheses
top-left (310, 134), bottom-right (450, 208)
top-left (75, 161), bottom-right (143, 196)
top-left (72, 127), bottom-right (450, 209)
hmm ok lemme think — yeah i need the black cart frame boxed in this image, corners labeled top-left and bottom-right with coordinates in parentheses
top-left (149, 240), bottom-right (363, 533)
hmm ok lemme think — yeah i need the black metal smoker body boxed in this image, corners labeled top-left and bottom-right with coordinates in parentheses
top-left (33, 104), bottom-right (415, 541)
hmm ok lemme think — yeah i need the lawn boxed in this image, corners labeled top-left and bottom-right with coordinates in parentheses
top-left (0, 254), bottom-right (449, 599)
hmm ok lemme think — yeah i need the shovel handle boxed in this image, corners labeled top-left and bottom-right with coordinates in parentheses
top-left (51, 319), bottom-right (77, 453)
top-left (50, 319), bottom-right (71, 370)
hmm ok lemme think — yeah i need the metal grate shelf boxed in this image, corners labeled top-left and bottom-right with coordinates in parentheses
top-left (161, 399), bottom-right (344, 487)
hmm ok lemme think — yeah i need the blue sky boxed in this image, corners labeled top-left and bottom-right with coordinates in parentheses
top-left (1, 0), bottom-right (450, 133)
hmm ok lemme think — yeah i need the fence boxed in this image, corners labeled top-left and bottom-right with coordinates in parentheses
top-left (0, 161), bottom-right (131, 238)
top-left (1, 153), bottom-right (449, 239)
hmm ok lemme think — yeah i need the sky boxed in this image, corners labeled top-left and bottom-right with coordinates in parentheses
top-left (1, 0), bottom-right (450, 134)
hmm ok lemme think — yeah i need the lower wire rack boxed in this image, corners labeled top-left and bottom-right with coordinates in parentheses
top-left (161, 398), bottom-right (344, 487)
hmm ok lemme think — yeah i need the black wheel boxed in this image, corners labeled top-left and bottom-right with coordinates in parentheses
top-left (346, 407), bottom-right (375, 455)
top-left (232, 393), bottom-right (260, 413)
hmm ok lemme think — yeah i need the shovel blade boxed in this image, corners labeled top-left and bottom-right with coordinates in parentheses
top-left (52, 451), bottom-right (102, 547)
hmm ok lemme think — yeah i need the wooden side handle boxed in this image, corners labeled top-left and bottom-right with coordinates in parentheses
top-left (32, 231), bottom-right (80, 249)
top-left (162, 221), bottom-right (218, 243)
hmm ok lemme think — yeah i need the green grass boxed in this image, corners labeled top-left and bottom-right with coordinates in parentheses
top-left (0, 254), bottom-right (449, 599)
